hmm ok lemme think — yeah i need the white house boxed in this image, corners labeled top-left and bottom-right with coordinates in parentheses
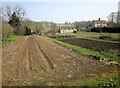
top-left (58, 24), bottom-right (77, 34)
top-left (92, 18), bottom-right (107, 27)
top-left (87, 18), bottom-right (107, 31)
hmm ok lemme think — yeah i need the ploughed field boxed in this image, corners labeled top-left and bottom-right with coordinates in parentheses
top-left (58, 38), bottom-right (120, 56)
top-left (2, 35), bottom-right (118, 86)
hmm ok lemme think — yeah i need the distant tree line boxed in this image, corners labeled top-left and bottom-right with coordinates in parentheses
top-left (74, 21), bottom-right (91, 31)
top-left (23, 20), bottom-right (58, 35)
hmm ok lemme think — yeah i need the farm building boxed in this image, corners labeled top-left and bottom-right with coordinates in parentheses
top-left (87, 18), bottom-right (107, 31)
top-left (58, 24), bottom-right (77, 34)
top-left (92, 18), bottom-right (107, 28)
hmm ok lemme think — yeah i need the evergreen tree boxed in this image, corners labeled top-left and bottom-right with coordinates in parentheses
top-left (8, 12), bottom-right (21, 34)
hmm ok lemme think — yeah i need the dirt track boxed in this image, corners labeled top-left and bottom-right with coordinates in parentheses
top-left (2, 35), bottom-right (118, 86)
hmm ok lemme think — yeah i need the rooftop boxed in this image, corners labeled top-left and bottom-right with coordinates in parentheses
top-left (59, 24), bottom-right (75, 28)
top-left (92, 20), bottom-right (107, 24)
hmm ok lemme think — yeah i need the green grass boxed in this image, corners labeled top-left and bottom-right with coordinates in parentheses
top-left (62, 71), bottom-right (119, 87)
top-left (79, 37), bottom-right (120, 44)
top-left (2, 35), bottom-right (21, 48)
top-left (66, 75), bottom-right (119, 87)
top-left (81, 76), bottom-right (120, 87)
top-left (48, 37), bottom-right (119, 62)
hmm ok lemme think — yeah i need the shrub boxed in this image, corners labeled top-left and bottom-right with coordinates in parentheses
top-left (73, 30), bottom-right (77, 33)
top-left (2, 21), bottom-right (13, 40)
top-left (91, 27), bottom-right (120, 33)
top-left (99, 36), bottom-right (112, 39)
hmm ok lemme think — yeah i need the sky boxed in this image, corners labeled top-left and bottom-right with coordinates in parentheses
top-left (1, 0), bottom-right (120, 23)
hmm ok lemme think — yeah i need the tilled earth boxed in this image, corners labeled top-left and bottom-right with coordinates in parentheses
top-left (59, 38), bottom-right (120, 54)
top-left (2, 35), bottom-right (118, 86)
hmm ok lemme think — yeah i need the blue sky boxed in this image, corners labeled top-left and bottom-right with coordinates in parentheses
top-left (1, 0), bottom-right (119, 23)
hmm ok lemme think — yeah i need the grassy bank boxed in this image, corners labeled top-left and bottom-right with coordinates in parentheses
top-left (48, 37), bottom-right (119, 62)
top-left (79, 37), bottom-right (120, 44)
top-left (2, 35), bottom-right (21, 48)
top-left (65, 73), bottom-right (119, 87)
top-left (81, 76), bottom-right (120, 87)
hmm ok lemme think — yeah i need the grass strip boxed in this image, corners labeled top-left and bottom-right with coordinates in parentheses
top-left (81, 76), bottom-right (120, 87)
top-left (80, 37), bottom-right (120, 44)
top-left (48, 37), bottom-right (119, 62)
top-left (2, 35), bottom-right (21, 48)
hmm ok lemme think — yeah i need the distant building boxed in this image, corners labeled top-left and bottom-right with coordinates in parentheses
top-left (58, 24), bottom-right (77, 34)
top-left (87, 18), bottom-right (107, 31)
top-left (92, 18), bottom-right (107, 28)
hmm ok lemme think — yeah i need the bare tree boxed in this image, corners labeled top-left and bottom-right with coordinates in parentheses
top-left (13, 4), bottom-right (25, 21)
top-left (107, 12), bottom-right (116, 22)
top-left (23, 18), bottom-right (33, 27)
top-left (2, 4), bottom-right (25, 22)
top-left (107, 12), bottom-right (117, 27)
top-left (116, 11), bottom-right (120, 27)
top-left (2, 6), bottom-right (12, 21)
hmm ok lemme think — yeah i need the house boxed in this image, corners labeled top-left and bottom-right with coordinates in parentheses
top-left (92, 18), bottom-right (107, 28)
top-left (87, 18), bottom-right (107, 31)
top-left (58, 24), bottom-right (77, 34)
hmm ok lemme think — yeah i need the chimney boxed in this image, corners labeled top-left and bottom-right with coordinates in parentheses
top-left (98, 18), bottom-right (100, 21)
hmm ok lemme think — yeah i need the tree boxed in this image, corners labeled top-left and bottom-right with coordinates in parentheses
top-left (107, 11), bottom-right (120, 27)
top-left (2, 5), bottom-right (25, 22)
top-left (50, 22), bottom-right (57, 35)
top-left (24, 26), bottom-right (31, 35)
top-left (2, 21), bottom-right (13, 40)
top-left (65, 21), bottom-right (68, 24)
top-left (116, 11), bottom-right (120, 27)
top-left (107, 12), bottom-right (116, 27)
top-left (23, 18), bottom-right (33, 27)
top-left (74, 21), bottom-right (91, 31)
top-left (8, 12), bottom-right (21, 34)
top-left (2, 5), bottom-right (12, 21)
top-left (38, 23), bottom-right (45, 33)
top-left (74, 21), bottom-right (81, 31)
top-left (107, 12), bottom-right (115, 22)
top-left (13, 5), bottom-right (25, 21)
top-left (35, 26), bottom-right (39, 34)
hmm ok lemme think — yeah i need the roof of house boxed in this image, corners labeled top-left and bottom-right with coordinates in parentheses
top-left (59, 24), bottom-right (75, 28)
top-left (92, 20), bottom-right (107, 24)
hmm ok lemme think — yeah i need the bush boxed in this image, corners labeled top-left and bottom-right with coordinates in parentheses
top-left (91, 27), bottom-right (100, 32)
top-left (24, 26), bottom-right (31, 35)
top-left (99, 36), bottom-right (112, 39)
top-left (73, 30), bottom-right (77, 33)
top-left (91, 27), bottom-right (120, 33)
top-left (2, 21), bottom-right (13, 41)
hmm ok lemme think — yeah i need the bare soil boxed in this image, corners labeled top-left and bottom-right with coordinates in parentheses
top-left (59, 38), bottom-right (120, 56)
top-left (2, 35), bottom-right (118, 86)
top-left (98, 38), bottom-right (120, 42)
